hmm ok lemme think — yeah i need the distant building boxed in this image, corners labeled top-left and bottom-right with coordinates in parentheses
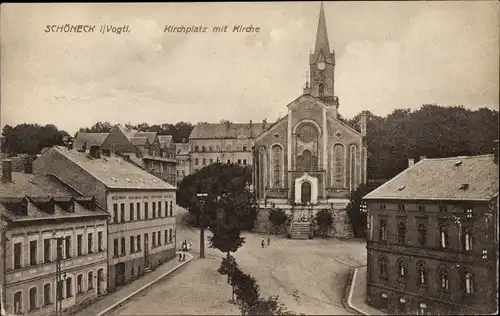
top-left (364, 154), bottom-right (499, 315)
top-left (0, 159), bottom-right (109, 316)
top-left (32, 146), bottom-right (177, 292)
top-left (174, 142), bottom-right (190, 181)
top-left (74, 125), bottom-right (177, 185)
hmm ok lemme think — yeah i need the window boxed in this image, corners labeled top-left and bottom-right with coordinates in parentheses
top-left (238, 159), bottom-right (242, 164)
top-left (120, 203), bottom-right (125, 222)
top-left (170, 201), bottom-right (173, 216)
top-left (379, 220), bottom-right (388, 241)
top-left (243, 159), bottom-right (247, 165)
top-left (217, 146), bottom-right (221, 152)
top-left (169, 229), bottom-right (173, 243)
top-left (152, 232), bottom-right (156, 248)
top-left (398, 259), bottom-right (407, 280)
top-left (182, 170), bottom-right (185, 177)
top-left (14, 291), bottom-right (22, 314)
top-left (227, 159), bottom-right (231, 164)
top-left (29, 240), bottom-right (37, 266)
top-left (57, 238), bottom-right (63, 258)
top-left (243, 146), bottom-right (247, 151)
top-left (417, 262), bottom-right (427, 286)
top-left (57, 280), bottom-right (63, 300)
top-left (398, 222), bottom-right (406, 244)
top-left (418, 224), bottom-right (427, 246)
top-left (319, 83), bottom-right (324, 96)
top-left (65, 277), bottom-right (72, 297)
top-left (98, 232), bottom-right (103, 252)
top-left (88, 271), bottom-right (94, 290)
top-left (379, 256), bottom-right (388, 280)
top-left (440, 225), bottom-right (449, 249)
top-left (88, 233), bottom-right (93, 253)
top-left (158, 201), bottom-right (162, 217)
top-left (165, 230), bottom-right (168, 244)
top-left (209, 146), bottom-right (213, 152)
top-left (465, 271), bottom-right (474, 295)
top-left (130, 236), bottom-right (135, 253)
top-left (44, 239), bottom-right (51, 263)
top-left (466, 207), bottom-right (473, 219)
top-left (464, 227), bottom-right (473, 251)
top-left (136, 202), bottom-right (141, 220)
top-left (202, 146), bottom-right (206, 152)
top-left (194, 158), bottom-right (199, 165)
top-left (165, 201), bottom-right (168, 216)
top-left (43, 283), bottom-right (51, 306)
top-left (130, 203), bottom-right (134, 221)
top-left (333, 144), bottom-right (345, 187)
top-left (77, 274), bottom-right (83, 294)
top-left (77, 235), bottom-right (83, 256)
top-left (439, 203), bottom-right (447, 213)
top-left (29, 287), bottom-right (37, 311)
top-left (121, 237), bottom-right (126, 256)
top-left (194, 146), bottom-right (199, 152)
top-left (418, 204), bottom-right (426, 212)
top-left (379, 204), bottom-right (386, 210)
top-left (137, 235), bottom-right (141, 251)
top-left (227, 145), bottom-right (231, 151)
top-left (65, 236), bottom-right (71, 258)
top-left (398, 203), bottom-right (405, 212)
top-left (439, 266), bottom-right (449, 291)
top-left (209, 158), bottom-right (213, 164)
top-left (113, 239), bottom-right (119, 257)
top-left (202, 158), bottom-right (206, 165)
top-left (272, 145), bottom-right (283, 187)
top-left (113, 203), bottom-right (118, 222)
top-left (158, 231), bottom-right (161, 245)
top-left (14, 242), bottom-right (22, 269)
top-left (145, 202), bottom-right (149, 220)
top-left (152, 202), bottom-right (156, 219)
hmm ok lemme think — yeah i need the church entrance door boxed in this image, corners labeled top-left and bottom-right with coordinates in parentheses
top-left (301, 181), bottom-right (311, 203)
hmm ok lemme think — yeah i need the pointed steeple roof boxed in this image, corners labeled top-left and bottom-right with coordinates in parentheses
top-left (314, 1), bottom-right (331, 56)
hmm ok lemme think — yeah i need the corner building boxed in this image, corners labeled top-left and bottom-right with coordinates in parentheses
top-left (364, 154), bottom-right (499, 315)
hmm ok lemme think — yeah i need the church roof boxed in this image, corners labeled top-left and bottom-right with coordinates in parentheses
top-left (363, 154), bottom-right (499, 201)
top-left (190, 122), bottom-right (267, 139)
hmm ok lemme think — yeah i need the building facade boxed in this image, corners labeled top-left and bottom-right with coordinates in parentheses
top-left (32, 146), bottom-right (177, 292)
top-left (364, 154), bottom-right (499, 315)
top-left (174, 143), bottom-right (190, 181)
top-left (0, 160), bottom-right (109, 316)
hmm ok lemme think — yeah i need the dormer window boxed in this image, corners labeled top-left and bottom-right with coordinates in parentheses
top-left (466, 208), bottom-right (473, 219)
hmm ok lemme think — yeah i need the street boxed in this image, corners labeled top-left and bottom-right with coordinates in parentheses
top-left (106, 209), bottom-right (367, 315)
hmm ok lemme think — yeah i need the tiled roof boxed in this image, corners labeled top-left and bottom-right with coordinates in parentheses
top-left (51, 146), bottom-right (176, 190)
top-left (175, 143), bottom-right (190, 155)
top-left (0, 172), bottom-right (79, 198)
top-left (158, 135), bottom-right (173, 148)
top-left (189, 122), bottom-right (267, 139)
top-left (135, 132), bottom-right (157, 144)
top-left (129, 137), bottom-right (148, 146)
top-left (363, 154), bottom-right (499, 201)
top-left (74, 133), bottom-right (109, 149)
top-left (115, 124), bottom-right (157, 144)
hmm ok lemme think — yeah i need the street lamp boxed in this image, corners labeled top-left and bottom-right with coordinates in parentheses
top-left (196, 193), bottom-right (208, 259)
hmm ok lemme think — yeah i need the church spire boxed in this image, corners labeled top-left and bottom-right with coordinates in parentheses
top-left (314, 1), bottom-right (331, 55)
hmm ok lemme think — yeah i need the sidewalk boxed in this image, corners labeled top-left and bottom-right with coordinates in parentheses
top-left (71, 251), bottom-right (194, 316)
top-left (347, 266), bottom-right (386, 315)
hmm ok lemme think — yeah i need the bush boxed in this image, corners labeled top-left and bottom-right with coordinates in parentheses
top-left (314, 210), bottom-right (333, 237)
top-left (268, 208), bottom-right (288, 235)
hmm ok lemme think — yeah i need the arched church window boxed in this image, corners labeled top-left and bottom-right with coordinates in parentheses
top-left (297, 124), bottom-right (318, 143)
top-left (349, 145), bottom-right (358, 190)
top-left (332, 144), bottom-right (345, 188)
top-left (271, 145), bottom-right (283, 188)
top-left (296, 123), bottom-right (319, 171)
top-left (319, 83), bottom-right (324, 96)
top-left (258, 148), bottom-right (267, 198)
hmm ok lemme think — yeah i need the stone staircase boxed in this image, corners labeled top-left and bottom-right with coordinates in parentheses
top-left (288, 221), bottom-right (312, 239)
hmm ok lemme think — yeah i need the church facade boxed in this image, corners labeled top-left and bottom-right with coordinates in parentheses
top-left (189, 3), bottom-right (368, 236)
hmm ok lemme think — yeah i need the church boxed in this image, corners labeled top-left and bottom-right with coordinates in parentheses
top-left (189, 2), bottom-right (368, 237)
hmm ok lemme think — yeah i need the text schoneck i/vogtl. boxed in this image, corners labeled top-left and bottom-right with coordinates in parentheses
top-left (44, 24), bottom-right (131, 35)
top-left (164, 24), bottom-right (260, 34)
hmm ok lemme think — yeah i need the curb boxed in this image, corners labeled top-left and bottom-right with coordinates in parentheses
top-left (346, 266), bottom-right (370, 315)
top-left (96, 251), bottom-right (194, 316)
top-left (342, 268), bottom-right (362, 315)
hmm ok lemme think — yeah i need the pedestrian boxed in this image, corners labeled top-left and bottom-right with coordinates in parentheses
top-left (267, 236), bottom-right (270, 246)
top-left (178, 252), bottom-right (182, 261)
top-left (261, 238), bottom-right (265, 248)
top-left (182, 253), bottom-right (186, 261)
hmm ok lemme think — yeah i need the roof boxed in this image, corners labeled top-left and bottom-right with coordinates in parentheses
top-left (190, 122), bottom-right (267, 139)
top-left (50, 146), bottom-right (176, 190)
top-left (74, 133), bottom-right (109, 149)
top-left (175, 143), bottom-right (190, 155)
top-left (129, 137), bottom-right (148, 146)
top-left (158, 135), bottom-right (173, 148)
top-left (115, 125), bottom-right (157, 143)
top-left (0, 172), bottom-right (108, 221)
top-left (134, 132), bottom-right (157, 144)
top-left (363, 154), bottom-right (499, 201)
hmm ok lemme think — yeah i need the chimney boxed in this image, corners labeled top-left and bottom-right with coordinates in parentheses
top-left (408, 158), bottom-right (415, 167)
top-left (262, 119), bottom-right (267, 131)
top-left (2, 159), bottom-right (12, 182)
top-left (23, 157), bottom-right (33, 174)
top-left (89, 146), bottom-right (101, 159)
top-left (494, 140), bottom-right (499, 164)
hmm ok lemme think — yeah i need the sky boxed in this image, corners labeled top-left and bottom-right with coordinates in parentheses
top-left (1, 1), bottom-right (499, 134)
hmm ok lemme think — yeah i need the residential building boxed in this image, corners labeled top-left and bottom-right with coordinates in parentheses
top-left (364, 154), bottom-right (499, 315)
top-left (32, 146), bottom-right (177, 291)
top-left (186, 3), bottom-right (368, 237)
top-left (0, 159), bottom-right (109, 316)
top-left (74, 125), bottom-right (177, 185)
top-left (174, 143), bottom-right (190, 182)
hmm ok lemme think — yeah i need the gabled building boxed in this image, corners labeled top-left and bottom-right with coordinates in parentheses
top-left (364, 154), bottom-right (499, 315)
top-left (32, 146), bottom-right (177, 292)
top-left (0, 159), bottom-right (109, 316)
top-left (174, 143), bottom-right (190, 181)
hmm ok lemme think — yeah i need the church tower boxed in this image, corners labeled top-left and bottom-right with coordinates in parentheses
top-left (306, 2), bottom-right (339, 118)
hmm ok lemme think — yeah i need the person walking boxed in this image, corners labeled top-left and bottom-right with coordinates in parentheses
top-left (182, 253), bottom-right (186, 261)
top-left (178, 252), bottom-right (182, 261)
top-left (267, 236), bottom-right (270, 246)
top-left (261, 238), bottom-right (265, 248)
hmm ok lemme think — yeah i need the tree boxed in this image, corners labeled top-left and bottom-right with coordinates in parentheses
top-left (314, 209), bottom-right (333, 237)
top-left (346, 184), bottom-right (372, 238)
top-left (2, 123), bottom-right (70, 155)
top-left (268, 208), bottom-right (288, 235)
top-left (78, 121), bottom-right (113, 133)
